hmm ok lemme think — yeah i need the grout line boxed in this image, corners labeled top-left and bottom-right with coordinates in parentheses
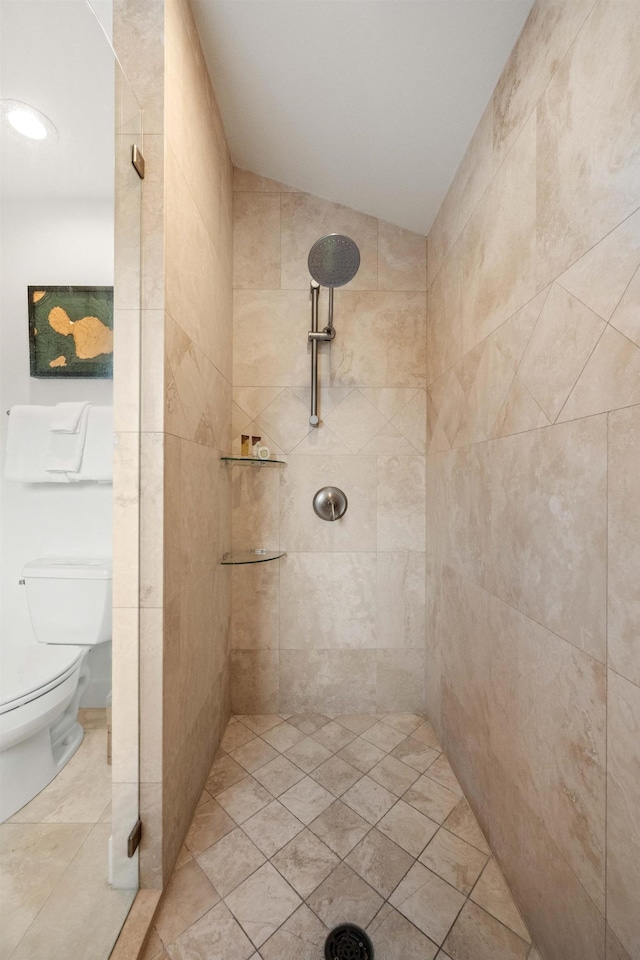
top-left (604, 662), bottom-right (640, 693)
top-left (509, 284), bottom-right (552, 380)
top-left (426, 283), bottom-right (552, 393)
top-left (553, 278), bottom-right (609, 323)
top-left (553, 320), bottom-right (608, 424)
top-left (607, 261), bottom-right (640, 337)
top-left (428, 403), bottom-right (640, 461)
top-left (438, 563), bottom-right (606, 670)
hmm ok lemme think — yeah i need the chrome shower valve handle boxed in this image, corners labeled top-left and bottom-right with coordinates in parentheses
top-left (313, 486), bottom-right (348, 522)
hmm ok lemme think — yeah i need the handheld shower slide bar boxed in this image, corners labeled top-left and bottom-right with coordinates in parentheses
top-left (307, 234), bottom-right (360, 427)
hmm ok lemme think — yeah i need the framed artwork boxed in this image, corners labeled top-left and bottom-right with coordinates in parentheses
top-left (28, 285), bottom-right (113, 378)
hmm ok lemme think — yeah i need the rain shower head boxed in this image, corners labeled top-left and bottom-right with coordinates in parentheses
top-left (306, 233), bottom-right (360, 429)
top-left (308, 233), bottom-right (360, 288)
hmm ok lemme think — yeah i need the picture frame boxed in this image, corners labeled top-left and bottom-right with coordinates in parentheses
top-left (27, 285), bottom-right (113, 378)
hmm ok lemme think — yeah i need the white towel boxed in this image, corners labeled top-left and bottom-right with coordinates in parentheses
top-left (4, 406), bottom-right (70, 482)
top-left (46, 403), bottom-right (90, 472)
top-left (68, 406), bottom-right (113, 482)
top-left (50, 401), bottom-right (90, 433)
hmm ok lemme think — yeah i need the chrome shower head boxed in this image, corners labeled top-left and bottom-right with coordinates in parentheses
top-left (306, 234), bottom-right (360, 429)
top-left (307, 233), bottom-right (360, 288)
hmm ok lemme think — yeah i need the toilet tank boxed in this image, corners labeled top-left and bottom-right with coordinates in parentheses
top-left (22, 558), bottom-right (112, 646)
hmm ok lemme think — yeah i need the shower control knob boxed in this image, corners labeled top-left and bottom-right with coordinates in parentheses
top-left (313, 486), bottom-right (348, 522)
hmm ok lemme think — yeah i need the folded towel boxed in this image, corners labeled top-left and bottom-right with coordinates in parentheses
top-left (4, 406), bottom-right (70, 482)
top-left (68, 406), bottom-right (113, 482)
top-left (50, 401), bottom-right (90, 433)
top-left (46, 403), bottom-right (90, 472)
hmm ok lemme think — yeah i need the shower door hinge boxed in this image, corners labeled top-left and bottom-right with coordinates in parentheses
top-left (131, 144), bottom-right (145, 180)
top-left (127, 819), bottom-right (142, 857)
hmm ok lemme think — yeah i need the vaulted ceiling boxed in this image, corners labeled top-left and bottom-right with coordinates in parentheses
top-left (192, 0), bottom-right (534, 234)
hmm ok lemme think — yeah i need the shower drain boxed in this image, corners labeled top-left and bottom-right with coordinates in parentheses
top-left (324, 924), bottom-right (374, 960)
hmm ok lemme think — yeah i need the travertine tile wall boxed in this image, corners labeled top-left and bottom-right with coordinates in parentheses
top-left (231, 173), bottom-right (427, 715)
top-left (113, 0), bottom-right (233, 886)
top-left (161, 0), bottom-right (233, 882)
top-left (425, 3), bottom-right (640, 959)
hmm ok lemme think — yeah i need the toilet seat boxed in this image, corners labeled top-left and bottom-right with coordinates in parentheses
top-left (0, 643), bottom-right (85, 715)
top-left (0, 648), bottom-right (88, 819)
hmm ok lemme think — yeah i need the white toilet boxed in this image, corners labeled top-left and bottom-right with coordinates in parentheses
top-left (0, 558), bottom-right (112, 822)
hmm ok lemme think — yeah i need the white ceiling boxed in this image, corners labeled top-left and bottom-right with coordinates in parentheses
top-left (192, 0), bottom-right (533, 234)
top-left (0, 0), bottom-right (116, 201)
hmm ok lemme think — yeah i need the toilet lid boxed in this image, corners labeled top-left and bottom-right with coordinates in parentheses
top-left (0, 643), bottom-right (85, 710)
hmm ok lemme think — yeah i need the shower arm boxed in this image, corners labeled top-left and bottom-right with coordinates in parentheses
top-left (308, 281), bottom-right (336, 427)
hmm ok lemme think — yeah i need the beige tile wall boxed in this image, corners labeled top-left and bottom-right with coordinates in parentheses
top-left (230, 171), bottom-right (427, 714)
top-left (161, 0), bottom-right (233, 883)
top-left (426, 2), bottom-right (640, 959)
top-left (113, 0), bottom-right (233, 887)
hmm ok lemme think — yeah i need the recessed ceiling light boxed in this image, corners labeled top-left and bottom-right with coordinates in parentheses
top-left (1, 100), bottom-right (58, 141)
top-left (9, 108), bottom-right (46, 139)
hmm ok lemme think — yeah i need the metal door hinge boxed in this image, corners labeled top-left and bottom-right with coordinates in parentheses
top-left (131, 144), bottom-right (145, 180)
top-left (127, 818), bottom-right (142, 857)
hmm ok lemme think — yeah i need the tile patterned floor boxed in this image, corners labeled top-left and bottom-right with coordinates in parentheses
top-left (144, 713), bottom-right (538, 960)
top-left (0, 709), bottom-right (134, 960)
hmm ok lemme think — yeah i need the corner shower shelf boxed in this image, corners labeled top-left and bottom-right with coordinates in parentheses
top-left (221, 550), bottom-right (286, 565)
top-left (221, 456), bottom-right (285, 468)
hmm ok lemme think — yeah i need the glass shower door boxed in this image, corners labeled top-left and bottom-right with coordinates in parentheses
top-left (0, 0), bottom-right (142, 955)
top-left (110, 58), bottom-right (143, 903)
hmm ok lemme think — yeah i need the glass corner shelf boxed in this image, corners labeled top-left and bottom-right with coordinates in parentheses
top-left (221, 550), bottom-right (286, 565)
top-left (221, 456), bottom-right (285, 467)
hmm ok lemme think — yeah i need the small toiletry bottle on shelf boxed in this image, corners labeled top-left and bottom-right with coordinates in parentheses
top-left (252, 436), bottom-right (262, 457)
top-left (241, 435), bottom-right (250, 456)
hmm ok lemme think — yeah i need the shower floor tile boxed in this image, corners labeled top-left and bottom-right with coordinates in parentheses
top-left (241, 800), bottom-right (304, 858)
top-left (252, 755), bottom-right (306, 796)
top-left (368, 903), bottom-right (438, 960)
top-left (279, 777), bottom-right (334, 825)
top-left (307, 799), bottom-right (371, 858)
top-left (196, 827), bottom-right (265, 898)
top-left (344, 827), bottom-right (414, 898)
top-left (146, 713), bottom-right (537, 960)
top-left (271, 829), bottom-right (339, 899)
top-left (341, 774), bottom-right (397, 824)
top-left (259, 903), bottom-right (328, 960)
top-left (377, 798), bottom-right (439, 856)
top-left (308, 755), bottom-right (362, 797)
top-left (419, 827), bottom-right (488, 895)
top-left (283, 736), bottom-right (333, 773)
top-left (306, 861), bottom-right (383, 930)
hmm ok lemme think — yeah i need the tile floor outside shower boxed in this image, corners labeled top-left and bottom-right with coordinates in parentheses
top-left (145, 713), bottom-right (540, 960)
top-left (0, 709), bottom-right (134, 960)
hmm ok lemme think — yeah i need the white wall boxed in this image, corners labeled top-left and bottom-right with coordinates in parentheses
top-left (0, 199), bottom-right (114, 703)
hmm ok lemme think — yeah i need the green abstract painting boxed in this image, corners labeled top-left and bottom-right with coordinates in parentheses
top-left (28, 285), bottom-right (113, 378)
